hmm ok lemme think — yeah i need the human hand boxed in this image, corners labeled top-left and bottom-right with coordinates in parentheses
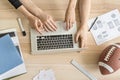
top-left (65, 7), bottom-right (75, 30)
top-left (28, 15), bottom-right (44, 34)
top-left (75, 24), bottom-right (88, 48)
top-left (37, 11), bottom-right (57, 32)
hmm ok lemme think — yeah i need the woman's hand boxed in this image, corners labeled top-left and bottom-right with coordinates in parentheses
top-left (19, 0), bottom-right (57, 32)
top-left (28, 15), bottom-right (44, 34)
top-left (17, 5), bottom-right (44, 33)
top-left (75, 24), bottom-right (88, 48)
top-left (37, 11), bottom-right (57, 32)
top-left (65, 8), bottom-right (75, 30)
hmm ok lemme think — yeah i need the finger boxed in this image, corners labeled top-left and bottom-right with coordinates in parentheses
top-left (69, 20), bottom-right (73, 30)
top-left (64, 17), bottom-right (67, 23)
top-left (47, 20), bottom-right (57, 31)
top-left (75, 33), bottom-right (79, 43)
top-left (47, 15), bottom-right (56, 27)
top-left (38, 25), bottom-right (43, 30)
top-left (66, 20), bottom-right (69, 30)
top-left (49, 19), bottom-right (57, 29)
top-left (38, 20), bottom-right (44, 31)
top-left (39, 26), bottom-right (44, 32)
top-left (45, 22), bottom-right (54, 31)
top-left (34, 20), bottom-right (42, 34)
top-left (44, 25), bottom-right (49, 32)
top-left (37, 20), bottom-right (44, 34)
top-left (45, 21), bottom-right (55, 31)
top-left (38, 20), bottom-right (43, 28)
top-left (39, 24), bottom-right (44, 31)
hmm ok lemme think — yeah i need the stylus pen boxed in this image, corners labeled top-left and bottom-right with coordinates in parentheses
top-left (17, 17), bottom-right (26, 36)
top-left (88, 17), bottom-right (98, 31)
top-left (71, 60), bottom-right (97, 80)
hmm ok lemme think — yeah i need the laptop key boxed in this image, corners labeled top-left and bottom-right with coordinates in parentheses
top-left (36, 34), bottom-right (74, 50)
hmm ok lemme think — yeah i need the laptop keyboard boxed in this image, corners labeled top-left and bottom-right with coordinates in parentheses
top-left (37, 34), bottom-right (73, 50)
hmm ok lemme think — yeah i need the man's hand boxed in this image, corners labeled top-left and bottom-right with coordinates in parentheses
top-left (75, 24), bottom-right (88, 48)
top-left (65, 8), bottom-right (75, 30)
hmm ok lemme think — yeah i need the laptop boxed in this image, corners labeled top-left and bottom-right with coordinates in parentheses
top-left (30, 21), bottom-right (85, 54)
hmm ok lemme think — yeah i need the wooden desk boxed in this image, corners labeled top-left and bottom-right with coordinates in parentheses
top-left (0, 0), bottom-right (120, 80)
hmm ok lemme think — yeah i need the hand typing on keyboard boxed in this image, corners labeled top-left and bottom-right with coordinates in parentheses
top-left (64, 0), bottom-right (91, 48)
top-left (75, 25), bottom-right (88, 48)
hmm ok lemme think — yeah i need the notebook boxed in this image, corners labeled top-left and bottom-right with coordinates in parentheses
top-left (0, 29), bottom-right (27, 80)
top-left (0, 34), bottom-right (23, 74)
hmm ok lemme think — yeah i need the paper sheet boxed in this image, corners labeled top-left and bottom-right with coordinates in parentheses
top-left (88, 9), bottom-right (120, 45)
top-left (33, 69), bottom-right (56, 80)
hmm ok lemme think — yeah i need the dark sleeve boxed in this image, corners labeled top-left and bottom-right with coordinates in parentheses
top-left (8, 0), bottom-right (22, 9)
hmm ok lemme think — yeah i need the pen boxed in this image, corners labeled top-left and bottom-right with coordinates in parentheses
top-left (88, 17), bottom-right (98, 31)
top-left (17, 18), bottom-right (26, 36)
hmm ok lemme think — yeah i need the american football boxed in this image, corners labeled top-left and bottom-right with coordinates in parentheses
top-left (98, 43), bottom-right (120, 75)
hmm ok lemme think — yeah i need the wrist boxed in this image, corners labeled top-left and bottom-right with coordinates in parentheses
top-left (17, 5), bottom-right (35, 19)
top-left (67, 7), bottom-right (75, 12)
top-left (67, 3), bottom-right (76, 11)
top-left (26, 13), bottom-right (35, 20)
top-left (80, 20), bottom-right (88, 26)
top-left (35, 9), bottom-right (44, 17)
top-left (79, 23), bottom-right (88, 30)
top-left (66, 6), bottom-right (75, 15)
top-left (67, 0), bottom-right (76, 11)
top-left (81, 22), bottom-right (87, 26)
top-left (68, 5), bottom-right (76, 10)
